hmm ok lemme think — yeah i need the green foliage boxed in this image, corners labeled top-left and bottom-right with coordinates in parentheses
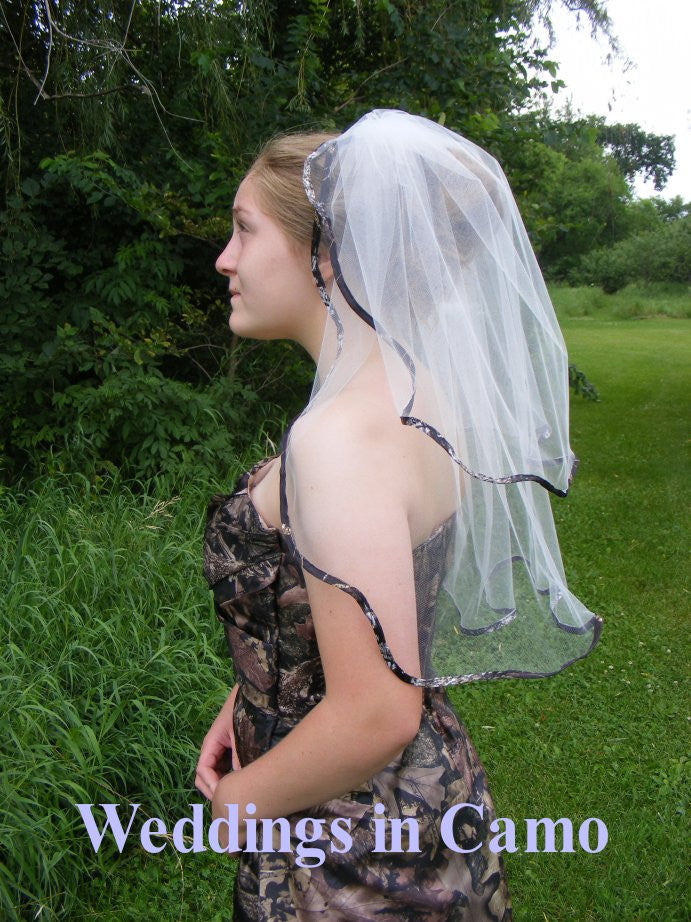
top-left (615, 194), bottom-right (690, 247)
top-left (518, 144), bottom-right (630, 277)
top-left (572, 215), bottom-right (691, 293)
top-left (568, 364), bottom-right (599, 401)
top-left (539, 154), bottom-right (631, 277)
top-left (535, 113), bottom-right (676, 193)
top-left (549, 281), bottom-right (691, 322)
top-left (502, 113), bottom-right (681, 279)
top-left (0, 0), bottom-right (682, 483)
top-left (597, 121), bottom-right (676, 191)
top-left (51, 372), bottom-right (253, 482)
top-left (2, 159), bottom-right (202, 478)
top-left (648, 195), bottom-right (689, 222)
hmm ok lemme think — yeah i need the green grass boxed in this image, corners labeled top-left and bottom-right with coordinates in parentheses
top-left (1, 295), bottom-right (689, 920)
top-left (0, 475), bottom-right (242, 920)
top-left (452, 312), bottom-right (690, 920)
top-left (549, 281), bottom-right (691, 321)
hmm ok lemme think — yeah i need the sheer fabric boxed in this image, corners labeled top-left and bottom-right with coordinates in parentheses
top-left (280, 109), bottom-right (601, 687)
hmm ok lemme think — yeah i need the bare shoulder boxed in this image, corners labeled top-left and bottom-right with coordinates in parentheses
top-left (288, 387), bottom-right (457, 546)
top-left (289, 394), bottom-right (409, 492)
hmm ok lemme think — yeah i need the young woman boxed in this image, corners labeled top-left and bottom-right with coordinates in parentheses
top-left (197, 110), bottom-right (601, 921)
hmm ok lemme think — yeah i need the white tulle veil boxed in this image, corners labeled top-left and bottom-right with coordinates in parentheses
top-left (277, 109), bottom-right (601, 687)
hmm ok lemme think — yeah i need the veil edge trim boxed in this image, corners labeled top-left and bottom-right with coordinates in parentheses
top-left (277, 418), bottom-right (602, 689)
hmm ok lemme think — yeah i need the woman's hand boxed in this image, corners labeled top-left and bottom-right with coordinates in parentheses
top-left (195, 683), bottom-right (241, 801)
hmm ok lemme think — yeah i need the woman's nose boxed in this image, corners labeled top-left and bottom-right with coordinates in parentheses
top-left (215, 235), bottom-right (237, 277)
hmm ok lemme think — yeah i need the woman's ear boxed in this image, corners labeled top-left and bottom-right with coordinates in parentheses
top-left (317, 245), bottom-right (334, 286)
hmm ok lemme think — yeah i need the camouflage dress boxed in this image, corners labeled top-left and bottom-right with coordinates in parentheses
top-left (203, 455), bottom-right (512, 922)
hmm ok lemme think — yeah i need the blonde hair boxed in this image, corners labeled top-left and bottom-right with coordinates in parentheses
top-left (249, 131), bottom-right (340, 248)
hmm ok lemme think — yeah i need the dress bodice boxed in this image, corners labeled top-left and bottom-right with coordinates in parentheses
top-left (201, 455), bottom-right (511, 920)
top-left (202, 455), bottom-right (454, 764)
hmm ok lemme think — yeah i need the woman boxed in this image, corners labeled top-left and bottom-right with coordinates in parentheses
top-left (197, 110), bottom-right (601, 920)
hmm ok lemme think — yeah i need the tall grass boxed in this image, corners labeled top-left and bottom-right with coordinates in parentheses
top-left (1, 305), bottom-right (689, 920)
top-left (1, 474), bottom-right (240, 919)
top-left (548, 280), bottom-right (691, 321)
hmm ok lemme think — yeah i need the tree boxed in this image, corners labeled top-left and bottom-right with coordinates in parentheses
top-left (0, 0), bottom-right (614, 192)
top-left (0, 0), bottom-right (615, 482)
top-left (596, 121), bottom-right (675, 191)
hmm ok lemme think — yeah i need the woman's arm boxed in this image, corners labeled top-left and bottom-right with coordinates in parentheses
top-left (209, 418), bottom-right (423, 843)
top-left (210, 574), bottom-right (423, 836)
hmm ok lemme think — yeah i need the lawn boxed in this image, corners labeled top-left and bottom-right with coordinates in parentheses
top-left (1, 288), bottom-right (688, 920)
top-left (454, 309), bottom-right (689, 920)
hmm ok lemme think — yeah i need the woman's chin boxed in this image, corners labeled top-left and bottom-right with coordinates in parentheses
top-left (229, 312), bottom-right (265, 340)
top-left (228, 310), bottom-right (245, 335)
top-left (229, 312), bottom-right (281, 341)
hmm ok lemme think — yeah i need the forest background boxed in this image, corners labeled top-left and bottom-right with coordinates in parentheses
top-left (1, 2), bottom-right (689, 920)
top-left (1, 0), bottom-right (688, 484)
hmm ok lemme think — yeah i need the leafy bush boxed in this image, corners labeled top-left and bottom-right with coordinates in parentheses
top-left (572, 215), bottom-right (691, 293)
top-left (568, 364), bottom-right (599, 401)
top-left (0, 154), bottom-right (310, 484)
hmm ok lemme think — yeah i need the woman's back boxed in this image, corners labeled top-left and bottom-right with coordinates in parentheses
top-left (251, 356), bottom-right (459, 552)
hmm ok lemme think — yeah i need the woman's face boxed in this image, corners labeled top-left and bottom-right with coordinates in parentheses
top-left (215, 174), bottom-right (322, 343)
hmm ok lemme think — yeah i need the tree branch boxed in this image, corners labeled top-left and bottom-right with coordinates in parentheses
top-left (33, 0), bottom-right (53, 103)
top-left (40, 84), bottom-right (137, 102)
top-left (334, 57), bottom-right (408, 113)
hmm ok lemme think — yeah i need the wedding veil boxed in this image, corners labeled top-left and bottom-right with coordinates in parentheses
top-left (277, 109), bottom-right (601, 687)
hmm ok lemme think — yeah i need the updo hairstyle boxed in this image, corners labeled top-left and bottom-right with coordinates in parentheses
top-left (248, 131), bottom-right (340, 250)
